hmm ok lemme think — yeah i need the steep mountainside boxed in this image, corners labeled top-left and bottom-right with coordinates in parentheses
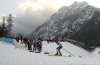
top-left (71, 11), bottom-right (100, 46)
top-left (28, 1), bottom-right (100, 46)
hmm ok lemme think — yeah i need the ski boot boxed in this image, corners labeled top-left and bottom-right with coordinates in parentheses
top-left (55, 52), bottom-right (58, 55)
top-left (60, 53), bottom-right (62, 56)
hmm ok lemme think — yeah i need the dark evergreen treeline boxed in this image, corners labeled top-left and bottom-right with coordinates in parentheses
top-left (0, 14), bottom-right (13, 37)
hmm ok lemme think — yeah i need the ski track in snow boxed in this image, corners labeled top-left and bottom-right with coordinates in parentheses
top-left (0, 41), bottom-right (100, 65)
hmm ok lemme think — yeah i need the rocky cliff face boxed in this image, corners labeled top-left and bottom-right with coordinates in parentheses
top-left (71, 11), bottom-right (100, 46)
top-left (28, 1), bottom-right (100, 46)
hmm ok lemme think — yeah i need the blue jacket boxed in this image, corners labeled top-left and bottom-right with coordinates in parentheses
top-left (55, 41), bottom-right (62, 47)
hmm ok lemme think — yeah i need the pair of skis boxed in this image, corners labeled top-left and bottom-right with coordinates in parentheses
top-left (49, 54), bottom-right (68, 57)
top-left (48, 47), bottom-right (74, 57)
top-left (49, 47), bottom-right (82, 58)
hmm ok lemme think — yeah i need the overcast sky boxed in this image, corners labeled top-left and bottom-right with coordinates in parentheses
top-left (0, 0), bottom-right (100, 36)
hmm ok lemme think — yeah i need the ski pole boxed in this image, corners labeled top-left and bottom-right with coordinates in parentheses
top-left (62, 47), bottom-right (75, 57)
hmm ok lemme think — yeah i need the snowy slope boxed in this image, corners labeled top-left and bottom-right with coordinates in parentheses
top-left (43, 41), bottom-right (90, 58)
top-left (0, 41), bottom-right (100, 65)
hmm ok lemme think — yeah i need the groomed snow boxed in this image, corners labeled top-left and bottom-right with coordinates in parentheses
top-left (0, 40), bottom-right (100, 65)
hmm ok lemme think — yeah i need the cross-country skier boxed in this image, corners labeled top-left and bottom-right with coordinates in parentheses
top-left (54, 40), bottom-right (63, 56)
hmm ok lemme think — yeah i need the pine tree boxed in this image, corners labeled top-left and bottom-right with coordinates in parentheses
top-left (2, 17), bottom-right (6, 37)
top-left (6, 14), bottom-right (13, 37)
top-left (0, 17), bottom-right (7, 37)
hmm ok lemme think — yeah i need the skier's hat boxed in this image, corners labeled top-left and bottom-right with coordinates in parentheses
top-left (54, 40), bottom-right (57, 42)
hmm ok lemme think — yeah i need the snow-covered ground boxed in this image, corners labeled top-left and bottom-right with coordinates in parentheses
top-left (0, 40), bottom-right (100, 65)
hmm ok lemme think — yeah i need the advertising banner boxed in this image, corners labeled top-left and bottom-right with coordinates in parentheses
top-left (4, 38), bottom-right (13, 43)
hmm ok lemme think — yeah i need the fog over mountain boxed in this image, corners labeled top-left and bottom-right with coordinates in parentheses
top-left (11, 1), bottom-right (57, 36)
